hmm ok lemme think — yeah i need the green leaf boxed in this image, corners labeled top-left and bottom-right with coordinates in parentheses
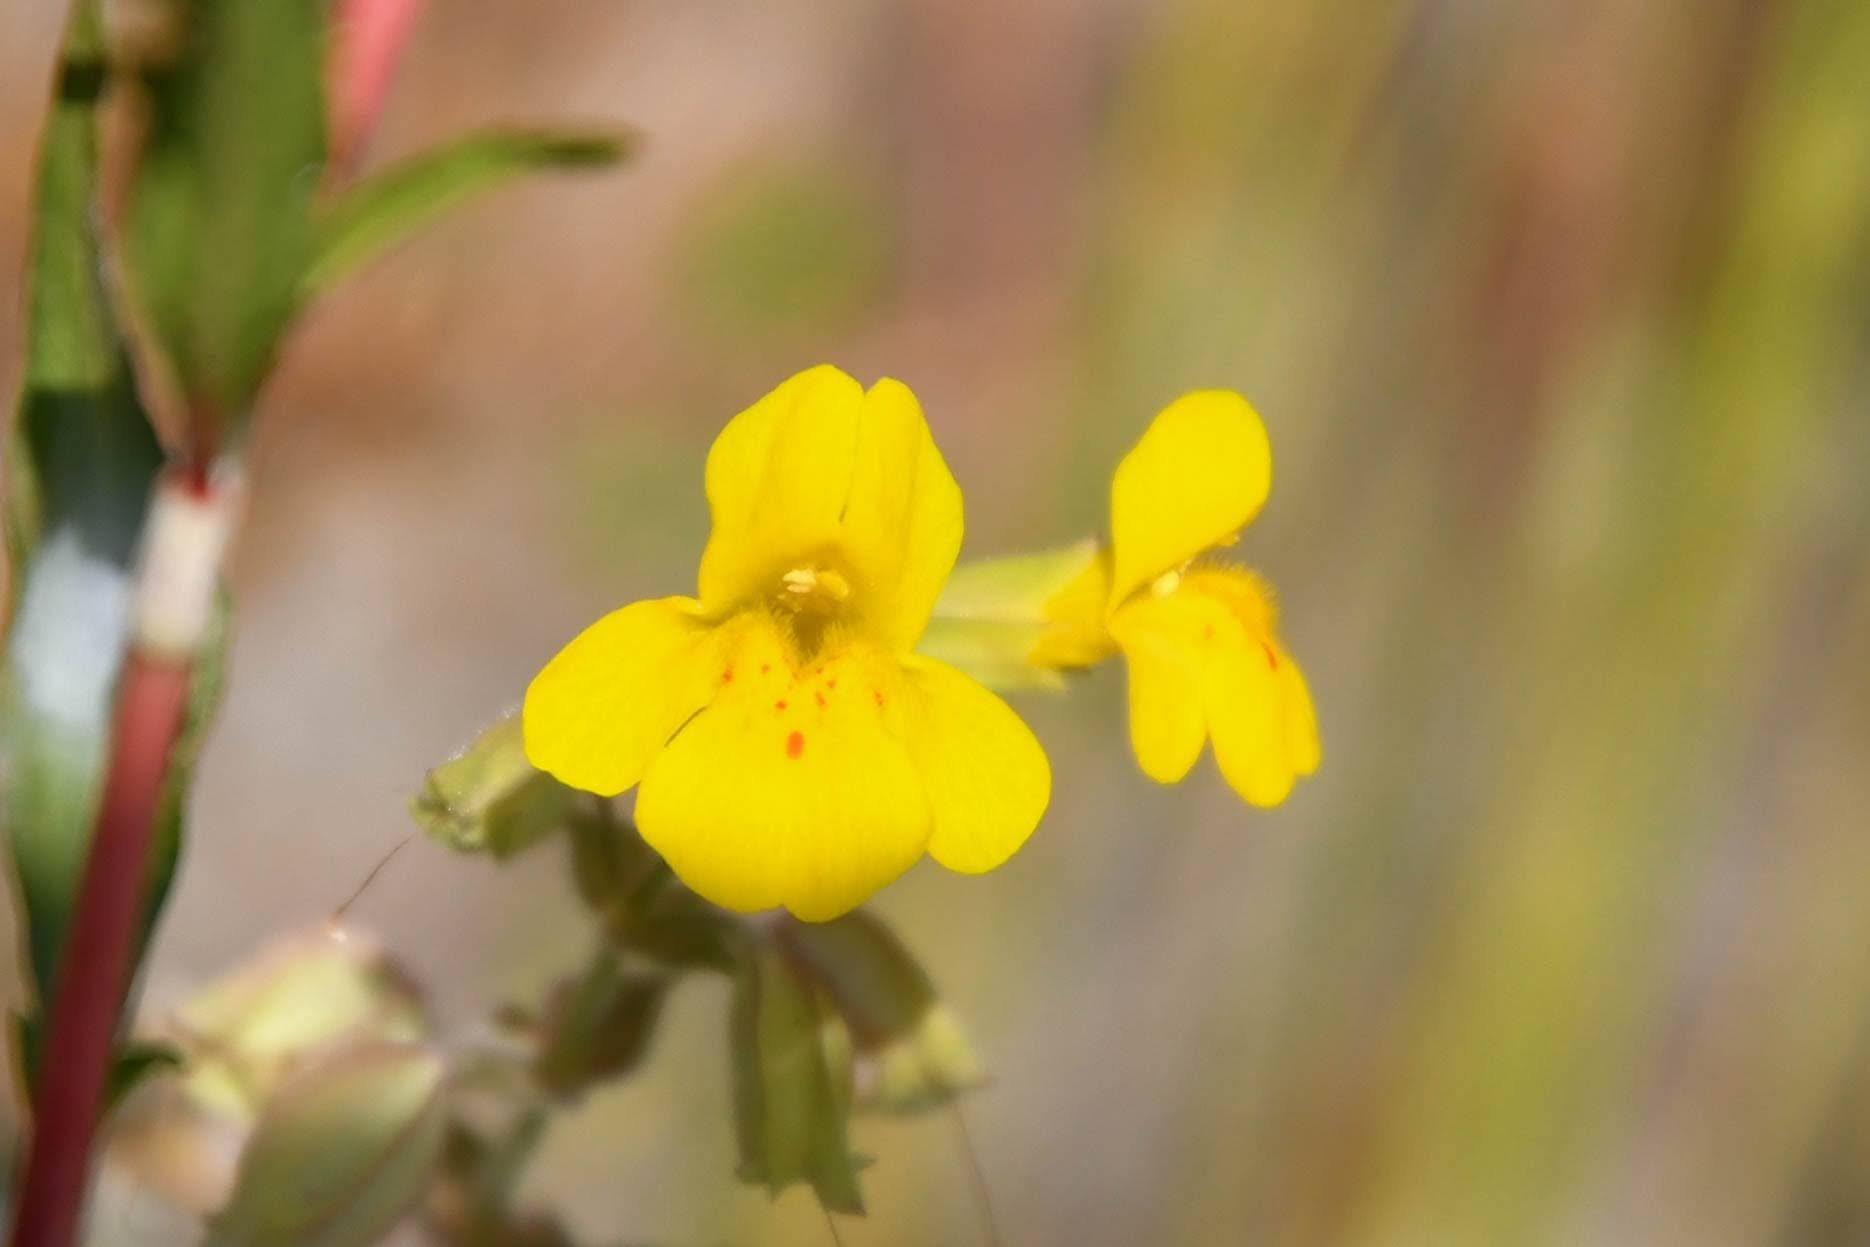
top-left (125, 0), bottom-right (327, 419)
top-left (411, 714), bottom-right (576, 859)
top-left (917, 540), bottom-right (1105, 691)
top-left (206, 1043), bottom-right (448, 1247)
top-left (730, 943), bottom-right (866, 1215)
top-left (774, 913), bottom-right (986, 1114)
top-left (2, 2), bottom-right (166, 1029)
top-left (305, 127), bottom-right (637, 294)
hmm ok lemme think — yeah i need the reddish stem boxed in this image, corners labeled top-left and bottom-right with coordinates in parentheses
top-left (8, 653), bottom-right (192, 1247)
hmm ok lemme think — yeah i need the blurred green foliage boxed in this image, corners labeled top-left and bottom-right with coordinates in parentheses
top-left (674, 159), bottom-right (893, 347)
top-left (564, 2), bottom-right (1870, 1242)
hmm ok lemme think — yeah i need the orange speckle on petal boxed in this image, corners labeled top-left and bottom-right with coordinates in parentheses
top-left (775, 699), bottom-right (788, 711)
top-left (1261, 640), bottom-right (1279, 670)
top-left (814, 690), bottom-right (827, 707)
top-left (760, 663), bottom-right (771, 674)
top-left (721, 667), bottom-right (735, 684)
top-left (826, 678), bottom-right (837, 689)
top-left (873, 689), bottom-right (886, 707)
top-left (786, 730), bottom-right (805, 759)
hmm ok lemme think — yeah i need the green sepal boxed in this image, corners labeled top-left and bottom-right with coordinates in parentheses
top-left (531, 947), bottom-right (669, 1100)
top-left (774, 913), bottom-right (987, 1115)
top-left (730, 943), bottom-right (867, 1215)
top-left (917, 540), bottom-right (1105, 690)
top-left (412, 714), bottom-right (576, 859)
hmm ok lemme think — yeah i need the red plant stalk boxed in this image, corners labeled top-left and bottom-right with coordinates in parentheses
top-left (8, 656), bottom-right (191, 1247)
top-left (8, 469), bottom-right (235, 1247)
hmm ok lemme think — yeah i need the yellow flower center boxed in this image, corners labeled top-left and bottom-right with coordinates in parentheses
top-left (770, 560), bottom-right (859, 657)
top-left (778, 564), bottom-right (852, 612)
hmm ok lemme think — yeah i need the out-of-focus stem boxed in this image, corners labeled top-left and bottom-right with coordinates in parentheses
top-left (8, 653), bottom-right (190, 1247)
top-left (7, 468), bottom-right (236, 1247)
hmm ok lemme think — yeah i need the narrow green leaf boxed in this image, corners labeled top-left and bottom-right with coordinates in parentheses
top-left (1, 2), bottom-right (166, 1027)
top-left (730, 944), bottom-right (866, 1214)
top-left (411, 713), bottom-right (576, 859)
top-left (206, 1043), bottom-right (448, 1247)
top-left (305, 127), bottom-right (637, 293)
top-left (125, 0), bottom-right (327, 419)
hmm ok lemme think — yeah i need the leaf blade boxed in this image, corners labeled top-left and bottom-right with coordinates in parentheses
top-left (2, 2), bottom-right (166, 1024)
top-left (306, 127), bottom-right (636, 293)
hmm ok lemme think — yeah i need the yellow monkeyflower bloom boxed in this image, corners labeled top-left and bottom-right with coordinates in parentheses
top-left (1046, 391), bottom-right (1320, 806)
top-left (523, 366), bottom-right (1051, 921)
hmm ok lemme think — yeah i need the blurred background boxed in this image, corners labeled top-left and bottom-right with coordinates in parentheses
top-left (5, 0), bottom-right (1870, 1243)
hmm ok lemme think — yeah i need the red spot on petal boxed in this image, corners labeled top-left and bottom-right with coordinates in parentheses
top-left (774, 699), bottom-right (788, 711)
top-left (760, 663), bottom-right (771, 674)
top-left (1261, 640), bottom-right (1279, 670)
top-left (721, 667), bottom-right (735, 684)
top-left (873, 689), bottom-right (887, 707)
top-left (786, 730), bottom-right (805, 759)
top-left (826, 678), bottom-right (837, 689)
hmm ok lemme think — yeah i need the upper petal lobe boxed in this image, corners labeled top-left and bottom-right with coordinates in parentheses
top-left (1109, 391), bottom-right (1272, 605)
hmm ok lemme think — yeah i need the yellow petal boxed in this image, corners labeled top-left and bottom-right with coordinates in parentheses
top-left (522, 597), bottom-right (724, 797)
top-left (897, 656), bottom-right (1050, 874)
top-left (635, 627), bottom-right (931, 921)
top-left (1109, 592), bottom-right (1209, 783)
top-left (697, 365), bottom-right (866, 615)
top-left (1109, 564), bottom-right (1314, 804)
top-left (840, 378), bottom-right (964, 651)
top-left (1278, 649), bottom-right (1321, 777)
top-left (694, 368), bottom-right (963, 652)
top-left (1108, 391), bottom-right (1272, 605)
top-left (1207, 648), bottom-right (1294, 808)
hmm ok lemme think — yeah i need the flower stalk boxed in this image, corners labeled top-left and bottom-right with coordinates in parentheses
top-left (8, 466), bottom-right (237, 1247)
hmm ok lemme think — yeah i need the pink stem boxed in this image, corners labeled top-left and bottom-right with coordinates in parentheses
top-left (7, 651), bottom-right (192, 1247)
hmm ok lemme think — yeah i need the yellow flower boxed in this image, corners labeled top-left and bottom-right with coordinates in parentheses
top-left (1049, 391), bottom-right (1320, 806)
top-left (523, 366), bottom-right (1051, 921)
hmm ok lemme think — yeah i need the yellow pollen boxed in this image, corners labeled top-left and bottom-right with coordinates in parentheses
top-left (779, 565), bottom-right (852, 611)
